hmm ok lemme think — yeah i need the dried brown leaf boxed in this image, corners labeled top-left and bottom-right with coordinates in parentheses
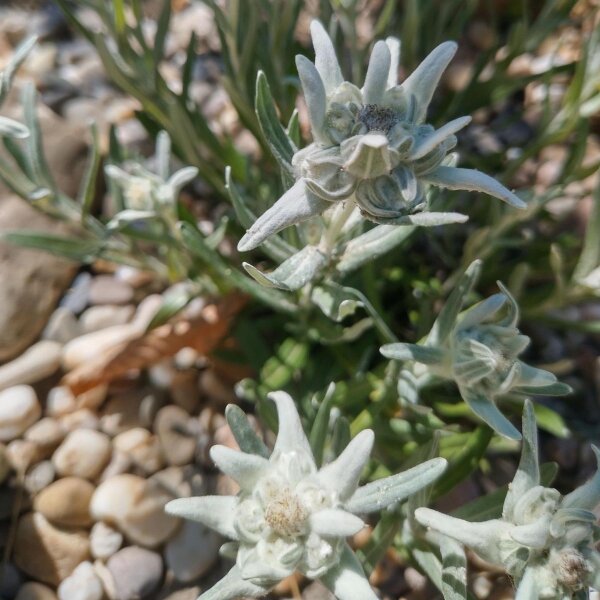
top-left (62, 293), bottom-right (247, 395)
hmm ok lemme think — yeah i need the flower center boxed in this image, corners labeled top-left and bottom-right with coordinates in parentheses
top-left (358, 104), bottom-right (399, 134)
top-left (264, 488), bottom-right (309, 538)
top-left (550, 548), bottom-right (590, 589)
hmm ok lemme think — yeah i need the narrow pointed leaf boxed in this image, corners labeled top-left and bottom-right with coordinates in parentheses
top-left (385, 37), bottom-right (400, 88)
top-left (197, 566), bottom-right (268, 600)
top-left (563, 445), bottom-right (600, 511)
top-left (380, 342), bottom-right (444, 364)
top-left (410, 116), bottom-right (471, 160)
top-left (320, 544), bottom-right (379, 600)
top-left (461, 389), bottom-right (521, 440)
top-left (347, 457), bottom-right (447, 513)
top-left (243, 245), bottom-right (327, 291)
top-left (209, 445), bottom-right (269, 490)
top-left (396, 212), bottom-right (469, 226)
top-left (270, 391), bottom-right (314, 462)
top-left (309, 383), bottom-right (336, 467)
top-left (401, 41), bottom-right (457, 122)
top-left (422, 166), bottom-right (526, 209)
top-left (0, 116), bottom-right (29, 139)
top-left (237, 180), bottom-right (330, 252)
top-left (428, 259), bottom-right (482, 346)
top-left (225, 404), bottom-right (270, 458)
top-left (440, 535), bottom-right (468, 600)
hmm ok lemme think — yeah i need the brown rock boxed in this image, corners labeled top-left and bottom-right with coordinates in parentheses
top-left (13, 512), bottom-right (90, 585)
top-left (15, 582), bottom-right (58, 600)
top-left (155, 406), bottom-right (197, 466)
top-left (34, 477), bottom-right (94, 527)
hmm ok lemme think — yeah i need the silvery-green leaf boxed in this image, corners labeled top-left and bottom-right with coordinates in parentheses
top-left (362, 41), bottom-right (391, 104)
top-left (422, 166), bottom-right (526, 209)
top-left (336, 224), bottom-right (415, 274)
top-left (209, 445), bottom-right (270, 491)
top-left (460, 388), bottom-right (521, 440)
top-left (563, 445), bottom-right (600, 511)
top-left (496, 281), bottom-right (519, 327)
top-left (453, 357), bottom-right (495, 385)
top-left (311, 283), bottom-right (364, 322)
top-left (589, 552), bottom-right (600, 589)
top-left (347, 457), bottom-right (447, 513)
top-left (439, 535), bottom-right (468, 600)
top-left (269, 391), bottom-right (314, 463)
top-left (165, 496), bottom-right (239, 540)
top-left (167, 166), bottom-right (198, 193)
top-left (380, 342), bottom-right (444, 364)
top-left (415, 508), bottom-right (509, 566)
top-left (197, 566), bottom-right (268, 600)
top-left (513, 381), bottom-right (572, 396)
top-left (310, 509), bottom-right (365, 537)
top-left (243, 245), bottom-right (327, 291)
top-left (394, 212), bottom-right (468, 226)
top-left (225, 167), bottom-right (294, 263)
top-left (296, 55), bottom-right (328, 144)
top-left (320, 544), bottom-right (379, 600)
top-left (317, 429), bottom-right (374, 500)
top-left (106, 209), bottom-right (157, 229)
top-left (238, 180), bottom-right (330, 252)
top-left (401, 41), bottom-right (457, 123)
top-left (225, 404), bottom-right (270, 458)
top-left (398, 368), bottom-right (420, 403)
top-left (514, 568), bottom-right (538, 600)
top-left (386, 37), bottom-right (401, 88)
top-left (410, 117), bottom-right (471, 160)
top-left (0, 36), bottom-right (37, 104)
top-left (503, 400), bottom-right (540, 521)
top-left (457, 293), bottom-right (507, 330)
top-left (255, 71), bottom-right (295, 178)
top-left (0, 116), bottom-right (29, 139)
top-left (428, 259), bottom-right (482, 346)
top-left (514, 362), bottom-right (558, 388)
top-left (311, 21), bottom-right (343, 93)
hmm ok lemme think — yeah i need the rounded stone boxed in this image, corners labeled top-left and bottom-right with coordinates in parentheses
top-left (80, 304), bottom-right (135, 334)
top-left (88, 276), bottom-right (134, 306)
top-left (34, 477), bottom-right (94, 528)
top-left (57, 561), bottom-right (104, 600)
top-left (107, 546), bottom-right (163, 600)
top-left (0, 561), bottom-right (23, 599)
top-left (25, 418), bottom-right (65, 458)
top-left (13, 512), bottom-right (90, 586)
top-left (90, 474), bottom-right (179, 548)
top-left (113, 428), bottom-right (163, 475)
top-left (52, 429), bottom-right (111, 480)
top-left (165, 521), bottom-right (220, 582)
top-left (7, 439), bottom-right (39, 473)
top-left (24, 460), bottom-right (55, 495)
top-left (155, 406), bottom-right (197, 466)
top-left (0, 385), bottom-right (41, 442)
top-left (15, 582), bottom-right (58, 600)
top-left (90, 521), bottom-right (123, 560)
top-left (0, 341), bottom-right (62, 391)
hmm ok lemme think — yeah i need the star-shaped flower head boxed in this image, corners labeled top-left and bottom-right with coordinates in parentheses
top-left (415, 401), bottom-right (600, 599)
top-left (381, 260), bottom-right (571, 440)
top-left (238, 22), bottom-right (525, 252)
top-left (166, 391), bottom-right (448, 599)
top-left (104, 131), bottom-right (198, 228)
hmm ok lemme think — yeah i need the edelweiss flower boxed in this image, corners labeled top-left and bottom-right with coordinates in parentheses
top-left (104, 131), bottom-right (198, 228)
top-left (381, 260), bottom-right (571, 439)
top-left (238, 22), bottom-right (525, 252)
top-left (416, 401), bottom-right (600, 599)
top-left (166, 391), bottom-right (448, 599)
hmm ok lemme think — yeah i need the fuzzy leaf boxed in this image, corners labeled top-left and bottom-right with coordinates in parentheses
top-left (0, 116), bottom-right (29, 139)
top-left (362, 41), bottom-right (391, 104)
top-left (225, 404), bottom-right (270, 458)
top-left (296, 55), bottom-right (328, 144)
top-left (460, 388), bottom-right (521, 440)
top-left (311, 283), bottom-right (364, 322)
top-left (320, 544), bottom-right (379, 600)
top-left (422, 166), bottom-right (526, 209)
top-left (197, 566), bottom-right (268, 600)
top-left (410, 116), bottom-right (471, 160)
top-left (243, 245), bottom-right (327, 291)
top-left (380, 342), bottom-right (444, 364)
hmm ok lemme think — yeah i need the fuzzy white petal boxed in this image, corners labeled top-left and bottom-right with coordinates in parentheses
top-left (310, 509), bottom-right (365, 537)
top-left (317, 429), bottom-right (374, 500)
top-left (296, 55), bottom-right (328, 144)
top-left (362, 41), bottom-right (391, 104)
top-left (269, 391), bottom-right (315, 463)
top-left (410, 116), bottom-right (471, 160)
top-left (386, 37), bottom-right (401, 88)
top-left (210, 445), bottom-right (270, 491)
top-left (562, 445), bottom-right (600, 511)
top-left (165, 496), bottom-right (239, 540)
top-left (401, 41), bottom-right (457, 123)
top-left (311, 20), bottom-right (343, 93)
